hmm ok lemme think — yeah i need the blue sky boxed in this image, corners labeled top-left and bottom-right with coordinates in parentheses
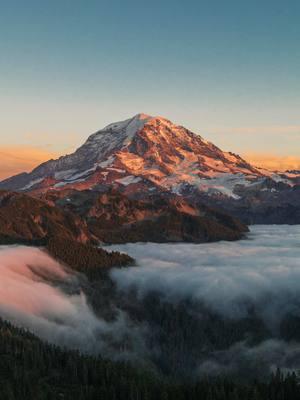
top-left (0, 0), bottom-right (300, 173)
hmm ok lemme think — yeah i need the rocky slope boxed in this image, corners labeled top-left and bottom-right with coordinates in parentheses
top-left (45, 189), bottom-right (248, 243)
top-left (0, 190), bottom-right (91, 245)
top-left (0, 190), bottom-right (135, 272)
top-left (201, 184), bottom-right (300, 224)
top-left (0, 189), bottom-right (248, 245)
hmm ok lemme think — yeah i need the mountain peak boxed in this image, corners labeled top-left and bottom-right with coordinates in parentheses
top-left (93, 113), bottom-right (153, 141)
top-left (0, 114), bottom-right (291, 197)
top-left (134, 112), bottom-right (153, 120)
top-left (133, 113), bottom-right (171, 123)
top-left (90, 114), bottom-right (173, 141)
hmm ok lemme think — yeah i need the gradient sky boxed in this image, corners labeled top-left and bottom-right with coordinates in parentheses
top-left (1, 0), bottom-right (300, 178)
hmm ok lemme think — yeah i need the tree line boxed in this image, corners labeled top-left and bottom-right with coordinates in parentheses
top-left (0, 319), bottom-right (299, 400)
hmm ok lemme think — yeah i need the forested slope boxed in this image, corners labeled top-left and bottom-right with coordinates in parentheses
top-left (0, 319), bottom-right (299, 400)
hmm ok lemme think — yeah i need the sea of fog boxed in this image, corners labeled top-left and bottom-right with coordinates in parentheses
top-left (110, 225), bottom-right (300, 323)
top-left (1, 225), bottom-right (300, 378)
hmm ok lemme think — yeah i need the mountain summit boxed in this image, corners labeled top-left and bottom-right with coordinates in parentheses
top-left (0, 114), bottom-right (295, 199)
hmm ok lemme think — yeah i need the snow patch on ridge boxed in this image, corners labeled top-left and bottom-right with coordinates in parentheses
top-left (98, 156), bottom-right (115, 168)
top-left (21, 178), bottom-right (44, 191)
top-left (116, 176), bottom-right (142, 186)
top-left (100, 114), bottom-right (152, 145)
top-left (54, 169), bottom-right (77, 180)
top-left (169, 173), bottom-right (264, 199)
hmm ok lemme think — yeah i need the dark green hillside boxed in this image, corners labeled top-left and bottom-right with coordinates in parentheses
top-left (46, 236), bottom-right (134, 279)
top-left (0, 319), bottom-right (299, 400)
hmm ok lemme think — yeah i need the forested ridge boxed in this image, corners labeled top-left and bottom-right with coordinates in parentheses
top-left (46, 236), bottom-right (134, 279)
top-left (0, 319), bottom-right (299, 400)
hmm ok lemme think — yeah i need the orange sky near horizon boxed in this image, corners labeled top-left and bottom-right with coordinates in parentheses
top-left (0, 146), bottom-right (300, 181)
top-left (243, 153), bottom-right (300, 172)
top-left (0, 147), bottom-right (58, 180)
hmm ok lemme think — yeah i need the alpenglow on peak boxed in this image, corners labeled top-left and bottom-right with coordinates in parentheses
top-left (0, 113), bottom-right (292, 199)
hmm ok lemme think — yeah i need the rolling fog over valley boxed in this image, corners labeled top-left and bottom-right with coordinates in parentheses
top-left (110, 225), bottom-right (300, 321)
top-left (1, 226), bottom-right (300, 381)
top-left (109, 225), bottom-right (300, 378)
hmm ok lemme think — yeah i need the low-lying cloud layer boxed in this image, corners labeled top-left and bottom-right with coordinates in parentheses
top-left (109, 225), bottom-right (300, 377)
top-left (2, 226), bottom-right (300, 380)
top-left (110, 226), bottom-right (300, 325)
top-left (0, 246), bottom-right (146, 359)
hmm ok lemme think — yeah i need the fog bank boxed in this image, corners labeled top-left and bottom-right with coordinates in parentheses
top-left (110, 226), bottom-right (300, 325)
top-left (0, 246), bottom-right (146, 359)
top-left (108, 225), bottom-right (300, 377)
top-left (2, 226), bottom-right (300, 379)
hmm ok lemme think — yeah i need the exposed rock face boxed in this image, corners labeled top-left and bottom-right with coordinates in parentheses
top-left (0, 189), bottom-right (247, 245)
top-left (0, 191), bottom-right (91, 245)
top-left (200, 184), bottom-right (300, 225)
top-left (44, 189), bottom-right (248, 244)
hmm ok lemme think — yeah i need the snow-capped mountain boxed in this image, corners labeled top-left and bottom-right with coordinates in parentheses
top-left (0, 113), bottom-right (294, 199)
